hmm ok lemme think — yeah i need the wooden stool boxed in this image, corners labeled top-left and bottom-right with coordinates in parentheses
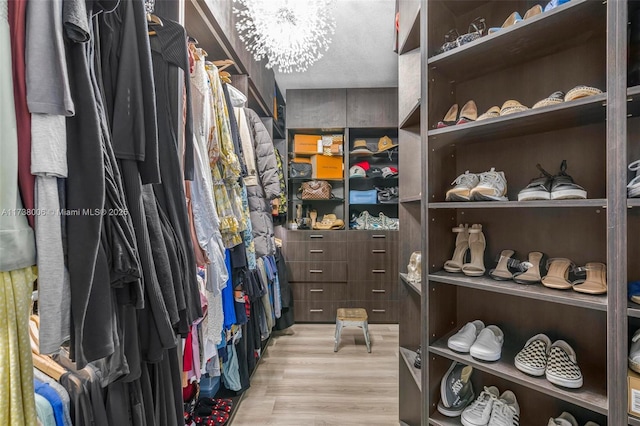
top-left (334, 308), bottom-right (371, 353)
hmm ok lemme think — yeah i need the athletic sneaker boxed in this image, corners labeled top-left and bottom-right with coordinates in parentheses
top-left (550, 160), bottom-right (587, 200)
top-left (446, 171), bottom-right (480, 201)
top-left (470, 168), bottom-right (508, 201)
top-left (545, 340), bottom-right (583, 388)
top-left (547, 411), bottom-right (578, 426)
top-left (518, 164), bottom-right (553, 201)
top-left (488, 390), bottom-right (520, 426)
top-left (448, 320), bottom-right (485, 353)
top-left (514, 333), bottom-right (552, 377)
top-left (461, 386), bottom-right (499, 426)
top-left (437, 361), bottom-right (475, 417)
top-left (629, 329), bottom-right (640, 373)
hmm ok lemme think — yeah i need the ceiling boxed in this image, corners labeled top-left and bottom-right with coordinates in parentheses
top-left (274, 0), bottom-right (398, 97)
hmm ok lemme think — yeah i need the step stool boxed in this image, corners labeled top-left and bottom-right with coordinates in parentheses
top-left (334, 308), bottom-right (371, 353)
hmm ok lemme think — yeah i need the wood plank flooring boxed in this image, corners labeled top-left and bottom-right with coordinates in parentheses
top-left (232, 324), bottom-right (400, 426)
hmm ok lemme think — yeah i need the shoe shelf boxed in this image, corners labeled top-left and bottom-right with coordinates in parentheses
top-left (428, 412), bottom-right (461, 426)
top-left (400, 100), bottom-right (420, 129)
top-left (400, 347), bottom-right (422, 391)
top-left (400, 273), bottom-right (421, 295)
top-left (629, 85), bottom-right (640, 118)
top-left (290, 178), bottom-right (344, 183)
top-left (400, 195), bottom-right (421, 203)
top-left (428, 333), bottom-right (608, 416)
top-left (428, 271), bottom-right (607, 312)
top-left (630, 414), bottom-right (640, 426)
top-left (427, 0), bottom-right (604, 83)
top-left (429, 199), bottom-right (607, 209)
top-left (398, 1), bottom-right (421, 55)
top-left (427, 93), bottom-right (606, 151)
top-left (629, 198), bottom-right (640, 208)
top-left (628, 301), bottom-right (640, 319)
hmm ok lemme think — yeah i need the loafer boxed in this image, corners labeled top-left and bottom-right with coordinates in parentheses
top-left (545, 340), bottom-right (583, 389)
top-left (564, 85), bottom-right (603, 102)
top-left (500, 100), bottom-right (529, 116)
top-left (533, 91), bottom-right (565, 109)
top-left (515, 333), bottom-right (551, 376)
top-left (476, 105), bottom-right (500, 121)
top-left (470, 325), bottom-right (504, 361)
top-left (448, 320), bottom-right (485, 353)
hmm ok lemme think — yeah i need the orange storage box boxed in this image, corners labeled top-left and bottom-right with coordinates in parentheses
top-left (311, 155), bottom-right (343, 179)
top-left (294, 134), bottom-right (321, 154)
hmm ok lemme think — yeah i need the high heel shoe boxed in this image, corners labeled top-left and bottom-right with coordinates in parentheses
top-left (437, 104), bottom-right (459, 128)
top-left (572, 262), bottom-right (607, 294)
top-left (512, 251), bottom-right (547, 284)
top-left (456, 100), bottom-right (477, 125)
top-left (489, 250), bottom-right (528, 281)
top-left (488, 11), bottom-right (522, 34)
top-left (461, 224), bottom-right (486, 277)
top-left (444, 224), bottom-right (469, 273)
top-left (523, 4), bottom-right (543, 19)
top-left (541, 258), bottom-right (574, 289)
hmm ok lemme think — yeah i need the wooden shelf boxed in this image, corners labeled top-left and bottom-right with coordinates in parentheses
top-left (401, 101), bottom-right (421, 129)
top-left (629, 85), bottom-right (640, 118)
top-left (429, 412), bottom-right (461, 426)
top-left (629, 301), bottom-right (640, 318)
top-left (290, 178), bottom-right (344, 183)
top-left (400, 347), bottom-right (422, 391)
top-left (273, 122), bottom-right (285, 139)
top-left (428, 93), bottom-right (606, 150)
top-left (630, 415), bottom-right (640, 426)
top-left (399, 3), bottom-right (421, 55)
top-left (630, 199), bottom-right (640, 208)
top-left (400, 195), bottom-right (421, 203)
top-left (428, 0), bottom-right (604, 82)
top-left (401, 273), bottom-right (422, 295)
top-left (289, 152), bottom-right (344, 158)
top-left (298, 198), bottom-right (344, 203)
top-left (429, 334), bottom-right (608, 416)
top-left (429, 199), bottom-right (606, 209)
top-left (442, 0), bottom-right (490, 16)
top-left (428, 271), bottom-right (607, 312)
top-left (350, 203), bottom-right (399, 207)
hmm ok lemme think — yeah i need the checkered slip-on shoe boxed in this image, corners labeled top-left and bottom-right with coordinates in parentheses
top-left (514, 333), bottom-right (551, 377)
top-left (545, 340), bottom-right (584, 389)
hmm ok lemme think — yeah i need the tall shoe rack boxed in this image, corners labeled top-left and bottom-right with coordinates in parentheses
top-left (397, 0), bottom-right (635, 425)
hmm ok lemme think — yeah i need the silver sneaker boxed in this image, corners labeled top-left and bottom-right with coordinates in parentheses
top-left (446, 171), bottom-right (480, 201)
top-left (488, 390), bottom-right (519, 426)
top-left (470, 168), bottom-right (508, 201)
top-left (461, 386), bottom-right (499, 426)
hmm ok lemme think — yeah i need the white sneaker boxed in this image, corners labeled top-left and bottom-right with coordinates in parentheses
top-left (488, 390), bottom-right (519, 426)
top-left (461, 386), bottom-right (499, 426)
top-left (448, 320), bottom-right (485, 353)
top-left (548, 412), bottom-right (578, 426)
top-left (470, 168), bottom-right (508, 201)
top-left (630, 329), bottom-right (640, 373)
top-left (470, 325), bottom-right (504, 362)
top-left (447, 171), bottom-right (480, 201)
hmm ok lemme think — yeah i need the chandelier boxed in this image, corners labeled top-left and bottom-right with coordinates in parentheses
top-left (233, 0), bottom-right (337, 73)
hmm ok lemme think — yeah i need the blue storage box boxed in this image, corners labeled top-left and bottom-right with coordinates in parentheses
top-left (199, 375), bottom-right (221, 398)
top-left (349, 189), bottom-right (377, 204)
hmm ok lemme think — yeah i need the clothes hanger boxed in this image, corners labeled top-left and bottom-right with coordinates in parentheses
top-left (219, 71), bottom-right (232, 84)
top-left (29, 315), bottom-right (67, 380)
top-left (146, 10), bottom-right (163, 36)
top-left (212, 59), bottom-right (234, 72)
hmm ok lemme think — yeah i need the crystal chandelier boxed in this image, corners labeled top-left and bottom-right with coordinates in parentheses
top-left (233, 0), bottom-right (337, 73)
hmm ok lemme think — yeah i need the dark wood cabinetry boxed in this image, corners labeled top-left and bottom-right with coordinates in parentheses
top-left (346, 88), bottom-right (399, 128)
top-left (286, 89), bottom-right (347, 129)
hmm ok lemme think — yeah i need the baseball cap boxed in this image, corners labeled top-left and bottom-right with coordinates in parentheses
top-left (349, 165), bottom-right (366, 178)
top-left (381, 167), bottom-right (398, 178)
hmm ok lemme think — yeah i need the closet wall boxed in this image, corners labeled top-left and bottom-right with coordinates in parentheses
top-left (398, 0), bottom-right (631, 424)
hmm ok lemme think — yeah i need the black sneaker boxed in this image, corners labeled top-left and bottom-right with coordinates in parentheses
top-left (550, 160), bottom-right (587, 200)
top-left (414, 347), bottom-right (421, 369)
top-left (518, 164), bottom-right (553, 201)
top-left (437, 361), bottom-right (475, 417)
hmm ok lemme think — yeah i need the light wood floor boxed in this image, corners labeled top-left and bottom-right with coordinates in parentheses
top-left (232, 323), bottom-right (400, 426)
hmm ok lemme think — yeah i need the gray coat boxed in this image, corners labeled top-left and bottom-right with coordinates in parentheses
top-left (243, 108), bottom-right (281, 258)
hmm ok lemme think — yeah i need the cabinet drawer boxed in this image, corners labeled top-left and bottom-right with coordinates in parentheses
top-left (294, 300), bottom-right (336, 323)
top-left (348, 253), bottom-right (398, 282)
top-left (293, 282), bottom-right (347, 301)
top-left (288, 261), bottom-right (347, 282)
top-left (285, 230), bottom-right (346, 243)
top-left (284, 241), bottom-right (347, 262)
top-left (348, 281), bottom-right (398, 301)
top-left (349, 301), bottom-right (398, 324)
top-left (346, 230), bottom-right (398, 242)
top-left (348, 241), bottom-right (397, 261)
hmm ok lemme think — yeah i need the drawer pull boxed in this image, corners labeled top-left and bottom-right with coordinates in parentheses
top-left (309, 289), bottom-right (324, 293)
top-left (372, 249), bottom-right (386, 254)
top-left (310, 235), bottom-right (324, 239)
top-left (372, 309), bottom-right (386, 313)
top-left (372, 269), bottom-right (386, 273)
top-left (372, 289), bottom-right (386, 293)
top-left (309, 269), bottom-right (323, 273)
top-left (309, 249), bottom-right (324, 253)
top-left (372, 234), bottom-right (386, 239)
top-left (309, 309), bottom-right (324, 313)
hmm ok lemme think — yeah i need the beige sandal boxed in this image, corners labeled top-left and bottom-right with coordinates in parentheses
top-left (512, 251), bottom-right (546, 284)
top-left (572, 262), bottom-right (607, 294)
top-left (444, 224), bottom-right (469, 273)
top-left (541, 258), bottom-right (574, 290)
top-left (489, 249), bottom-right (517, 280)
top-left (310, 210), bottom-right (318, 229)
top-left (461, 224), bottom-right (486, 277)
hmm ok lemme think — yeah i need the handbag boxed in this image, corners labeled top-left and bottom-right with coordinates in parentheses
top-left (290, 162), bottom-right (312, 179)
top-left (300, 180), bottom-right (332, 200)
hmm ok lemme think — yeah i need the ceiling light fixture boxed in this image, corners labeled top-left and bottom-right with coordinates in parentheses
top-left (233, 0), bottom-right (337, 73)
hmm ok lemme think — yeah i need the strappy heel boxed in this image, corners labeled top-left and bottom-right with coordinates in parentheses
top-left (541, 258), bottom-right (575, 290)
top-left (512, 251), bottom-right (547, 284)
top-left (461, 224), bottom-right (486, 277)
top-left (489, 250), bottom-right (528, 281)
top-left (444, 224), bottom-right (470, 273)
top-left (572, 262), bottom-right (607, 294)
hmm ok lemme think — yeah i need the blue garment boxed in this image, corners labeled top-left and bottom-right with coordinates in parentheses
top-left (265, 256), bottom-right (281, 319)
top-left (34, 379), bottom-right (66, 426)
top-left (222, 250), bottom-right (237, 328)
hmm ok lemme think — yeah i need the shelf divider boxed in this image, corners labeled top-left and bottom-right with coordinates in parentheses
top-left (400, 347), bottom-right (422, 391)
top-left (429, 199), bottom-right (607, 209)
top-left (401, 273), bottom-right (422, 296)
